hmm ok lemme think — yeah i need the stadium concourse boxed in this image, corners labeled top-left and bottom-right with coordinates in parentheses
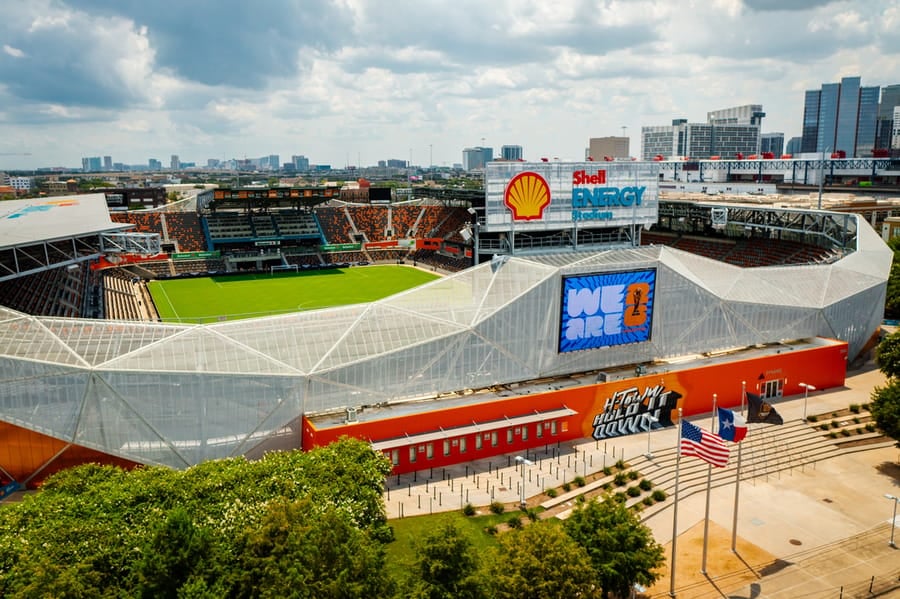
top-left (0, 168), bottom-right (892, 497)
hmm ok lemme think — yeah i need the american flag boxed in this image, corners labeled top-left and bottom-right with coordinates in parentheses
top-left (680, 420), bottom-right (729, 467)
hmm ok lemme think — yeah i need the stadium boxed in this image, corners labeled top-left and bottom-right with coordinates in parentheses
top-left (0, 161), bottom-right (891, 491)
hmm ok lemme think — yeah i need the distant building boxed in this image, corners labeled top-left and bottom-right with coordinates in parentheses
top-left (500, 145), bottom-right (523, 161)
top-left (893, 106), bottom-right (900, 151)
top-left (292, 155), bottom-right (310, 171)
top-left (785, 136), bottom-right (802, 155)
top-left (641, 113), bottom-right (759, 160)
top-left (707, 104), bottom-right (766, 127)
top-left (9, 177), bottom-right (32, 192)
top-left (878, 84), bottom-right (900, 151)
top-left (148, 158), bottom-right (162, 170)
top-left (207, 159), bottom-right (221, 168)
top-left (760, 133), bottom-right (785, 157)
top-left (386, 159), bottom-right (407, 168)
top-left (801, 76), bottom-right (879, 156)
top-left (81, 156), bottom-right (102, 172)
top-left (462, 147), bottom-right (493, 171)
top-left (103, 156), bottom-right (112, 171)
top-left (588, 137), bottom-right (629, 160)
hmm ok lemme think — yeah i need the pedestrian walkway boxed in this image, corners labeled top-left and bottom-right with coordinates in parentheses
top-left (384, 362), bottom-right (900, 597)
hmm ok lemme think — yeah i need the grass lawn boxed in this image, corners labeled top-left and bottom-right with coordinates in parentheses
top-left (147, 265), bottom-right (439, 323)
top-left (384, 508), bottom-right (550, 582)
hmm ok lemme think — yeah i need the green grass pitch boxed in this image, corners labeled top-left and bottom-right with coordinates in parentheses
top-left (147, 265), bottom-right (440, 324)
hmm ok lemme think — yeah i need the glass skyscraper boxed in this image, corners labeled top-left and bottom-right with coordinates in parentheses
top-left (801, 77), bottom-right (881, 157)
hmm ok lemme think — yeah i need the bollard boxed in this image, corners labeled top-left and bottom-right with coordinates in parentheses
top-left (414, 470), bottom-right (417, 483)
top-left (466, 465), bottom-right (469, 478)
top-left (451, 479), bottom-right (454, 492)
top-left (507, 455), bottom-right (511, 467)
top-left (387, 487), bottom-right (390, 500)
top-left (408, 482), bottom-right (412, 496)
top-left (590, 455), bottom-right (593, 468)
top-left (430, 467), bottom-right (433, 478)
top-left (568, 456), bottom-right (571, 468)
top-left (400, 502), bottom-right (403, 519)
top-left (426, 480), bottom-right (429, 492)
top-left (397, 474), bottom-right (400, 485)
top-left (430, 497), bottom-right (433, 515)
top-left (418, 495), bottom-right (421, 509)
top-left (439, 492), bottom-right (442, 507)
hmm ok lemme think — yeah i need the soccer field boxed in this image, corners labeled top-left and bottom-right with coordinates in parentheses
top-left (147, 265), bottom-right (440, 323)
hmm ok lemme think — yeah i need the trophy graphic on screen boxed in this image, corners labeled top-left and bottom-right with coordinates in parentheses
top-left (631, 287), bottom-right (642, 317)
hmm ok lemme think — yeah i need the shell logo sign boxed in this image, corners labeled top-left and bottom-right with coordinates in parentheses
top-left (504, 171), bottom-right (551, 221)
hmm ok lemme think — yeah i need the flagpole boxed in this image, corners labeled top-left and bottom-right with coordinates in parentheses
top-left (700, 394), bottom-right (716, 575)
top-left (731, 382), bottom-right (745, 553)
top-left (669, 407), bottom-right (683, 598)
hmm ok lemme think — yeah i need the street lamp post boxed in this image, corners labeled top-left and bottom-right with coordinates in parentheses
top-left (886, 494), bottom-right (899, 548)
top-left (515, 456), bottom-right (534, 509)
top-left (799, 383), bottom-right (815, 422)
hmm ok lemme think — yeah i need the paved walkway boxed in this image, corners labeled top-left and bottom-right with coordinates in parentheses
top-left (385, 361), bottom-right (900, 598)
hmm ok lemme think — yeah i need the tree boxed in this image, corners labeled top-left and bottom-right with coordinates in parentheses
top-left (871, 378), bottom-right (900, 444)
top-left (232, 498), bottom-right (393, 598)
top-left (876, 330), bottom-right (900, 379)
top-left (404, 519), bottom-right (483, 599)
top-left (563, 497), bottom-right (665, 598)
top-left (482, 522), bottom-right (600, 599)
top-left (884, 238), bottom-right (900, 319)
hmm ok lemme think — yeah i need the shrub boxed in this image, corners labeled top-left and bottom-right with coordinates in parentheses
top-left (561, 482), bottom-right (572, 492)
top-left (545, 488), bottom-right (558, 498)
top-left (462, 503), bottom-right (476, 516)
top-left (651, 489), bottom-right (667, 502)
top-left (614, 472), bottom-right (628, 487)
top-left (862, 402), bottom-right (870, 410)
top-left (807, 414), bottom-right (818, 422)
top-left (573, 476), bottom-right (586, 487)
top-left (865, 422), bottom-right (877, 432)
top-left (627, 486), bottom-right (641, 497)
top-left (526, 508), bottom-right (540, 522)
top-left (849, 404), bottom-right (860, 414)
top-left (819, 424), bottom-right (830, 431)
top-left (830, 420), bottom-right (840, 429)
top-left (489, 501), bottom-right (505, 514)
top-left (615, 459), bottom-right (626, 470)
top-left (627, 470), bottom-right (639, 481)
top-left (485, 525), bottom-right (498, 536)
top-left (631, 503), bottom-right (643, 513)
top-left (832, 412), bottom-right (839, 418)
top-left (840, 429), bottom-right (851, 437)
top-left (639, 478), bottom-right (653, 491)
top-left (852, 416), bottom-right (861, 424)
top-left (857, 427), bottom-right (866, 435)
top-left (828, 431), bottom-right (839, 439)
top-left (507, 515), bottom-right (523, 529)
top-left (602, 482), bottom-right (612, 491)
top-left (642, 496), bottom-right (654, 506)
top-left (613, 492), bottom-right (627, 503)
top-left (602, 466), bottom-right (613, 476)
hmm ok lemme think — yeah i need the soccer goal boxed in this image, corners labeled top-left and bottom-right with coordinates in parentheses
top-left (270, 264), bottom-right (299, 275)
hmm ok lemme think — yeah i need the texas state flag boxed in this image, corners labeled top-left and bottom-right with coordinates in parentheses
top-left (717, 407), bottom-right (748, 443)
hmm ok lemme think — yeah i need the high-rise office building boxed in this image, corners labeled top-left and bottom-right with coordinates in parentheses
top-left (103, 156), bottom-right (112, 171)
top-left (81, 157), bottom-right (102, 172)
top-left (292, 155), bottom-right (310, 171)
top-left (170, 155), bottom-right (180, 170)
top-left (462, 147), bottom-right (493, 171)
top-left (760, 133), bottom-right (784, 156)
top-left (800, 76), bottom-right (880, 156)
top-left (785, 136), bottom-right (802, 155)
top-left (893, 106), bottom-right (900, 151)
top-left (707, 104), bottom-right (766, 127)
top-left (877, 84), bottom-right (900, 150)
top-left (641, 111), bottom-right (759, 160)
top-left (500, 145), bottom-right (523, 161)
top-left (588, 137), bottom-right (629, 160)
top-left (148, 158), bottom-right (162, 170)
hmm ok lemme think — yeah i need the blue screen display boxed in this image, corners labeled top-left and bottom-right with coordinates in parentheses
top-left (559, 269), bottom-right (656, 353)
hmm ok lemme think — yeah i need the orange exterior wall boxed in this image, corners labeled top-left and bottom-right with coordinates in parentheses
top-left (303, 341), bottom-right (848, 474)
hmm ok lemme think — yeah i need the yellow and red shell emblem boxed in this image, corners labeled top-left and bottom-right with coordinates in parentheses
top-left (504, 171), bottom-right (551, 221)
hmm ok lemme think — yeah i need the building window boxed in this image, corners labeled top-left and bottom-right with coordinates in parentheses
top-left (491, 431), bottom-right (498, 447)
top-left (475, 434), bottom-right (483, 450)
top-left (391, 449), bottom-right (399, 466)
top-left (507, 428), bottom-right (513, 444)
top-left (443, 440), bottom-right (450, 456)
top-left (551, 420), bottom-right (558, 436)
top-left (426, 443), bottom-right (434, 459)
top-left (537, 423), bottom-right (544, 438)
top-left (460, 437), bottom-right (467, 453)
top-left (409, 446), bottom-right (416, 463)
top-left (522, 425), bottom-right (529, 441)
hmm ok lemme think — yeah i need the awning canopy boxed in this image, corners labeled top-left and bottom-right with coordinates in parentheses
top-left (371, 407), bottom-right (577, 452)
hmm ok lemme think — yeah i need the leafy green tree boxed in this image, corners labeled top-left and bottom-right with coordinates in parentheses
top-left (482, 522), bottom-right (600, 599)
top-left (563, 497), bottom-right (665, 598)
top-left (232, 498), bottom-right (393, 598)
top-left (877, 330), bottom-right (900, 379)
top-left (871, 378), bottom-right (900, 444)
top-left (404, 519), bottom-right (483, 599)
top-left (885, 238), bottom-right (900, 319)
top-left (135, 507), bottom-right (223, 599)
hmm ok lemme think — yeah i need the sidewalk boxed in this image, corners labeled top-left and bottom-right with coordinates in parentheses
top-left (385, 362), bottom-right (900, 597)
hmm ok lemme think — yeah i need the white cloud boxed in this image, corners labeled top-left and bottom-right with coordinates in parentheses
top-left (2, 44), bottom-right (25, 58)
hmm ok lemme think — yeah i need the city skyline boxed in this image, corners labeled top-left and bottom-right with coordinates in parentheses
top-left (2, 0), bottom-right (900, 170)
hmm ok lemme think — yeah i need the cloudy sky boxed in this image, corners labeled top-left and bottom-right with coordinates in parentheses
top-left (1, 0), bottom-right (898, 170)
